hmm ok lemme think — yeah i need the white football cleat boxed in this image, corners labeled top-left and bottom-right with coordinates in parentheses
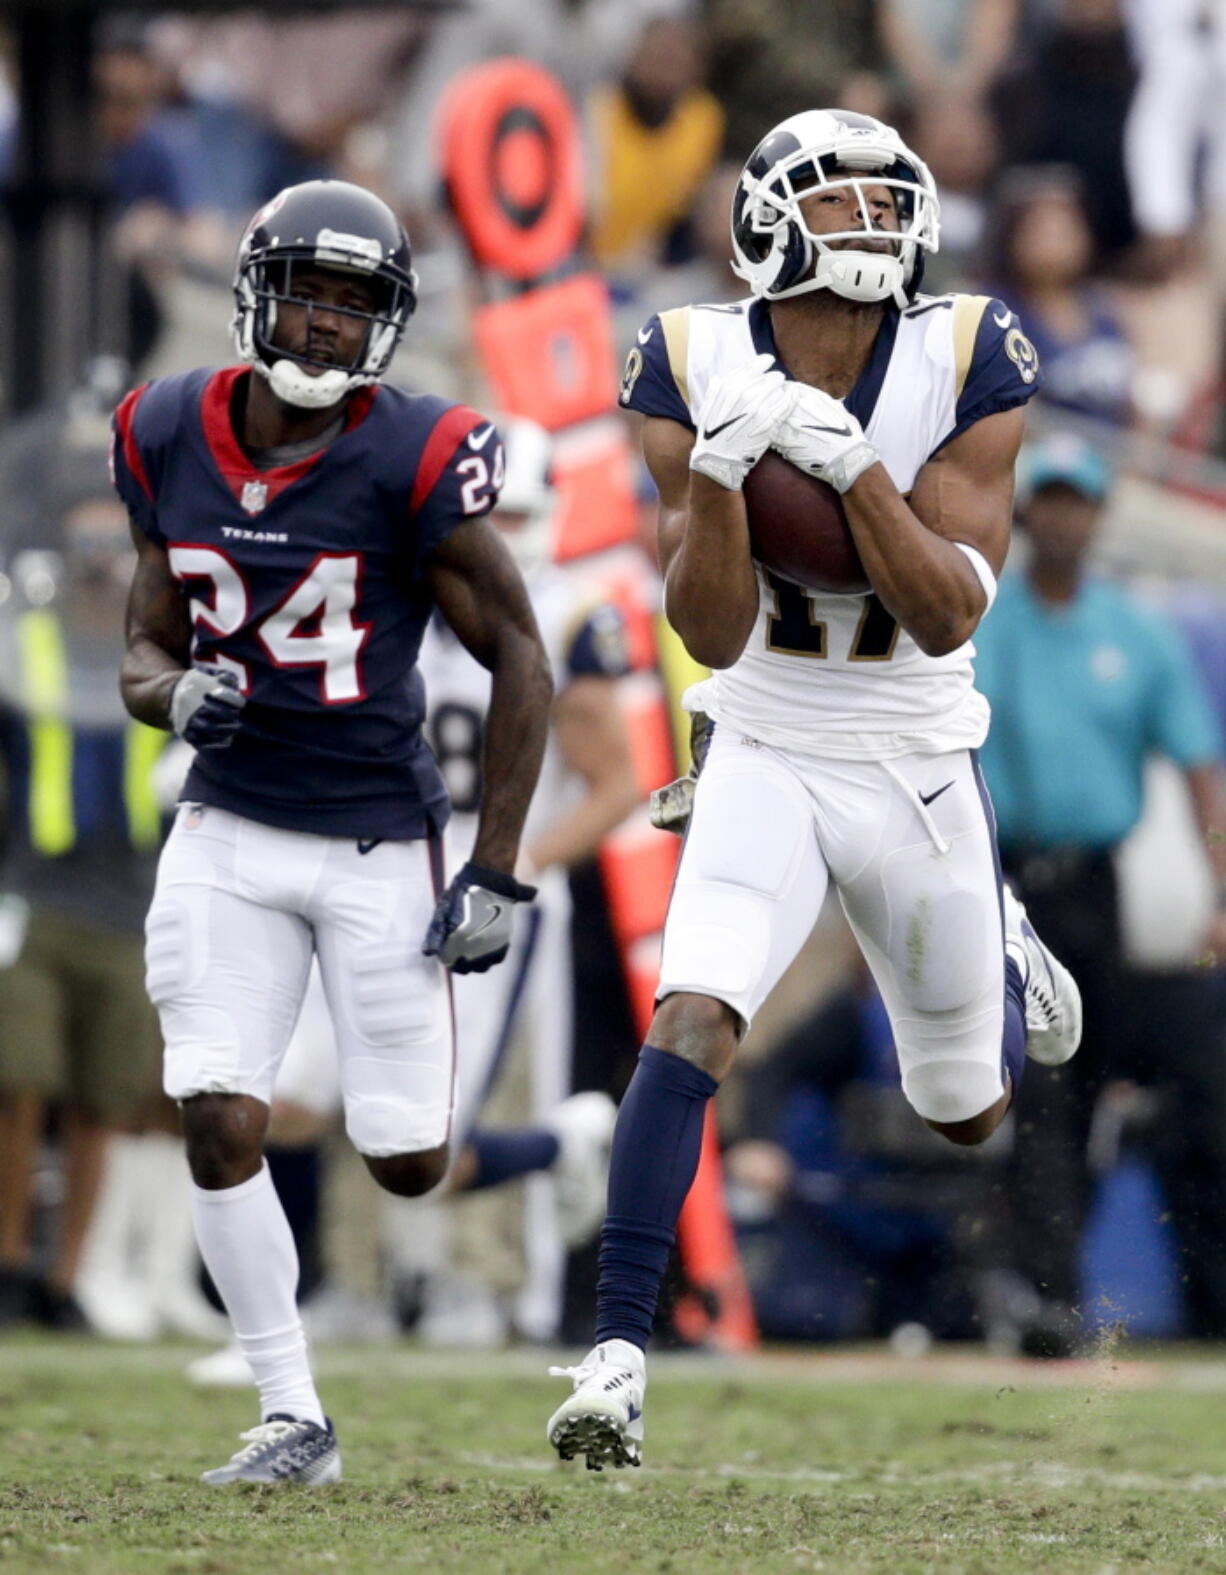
top-left (546, 1092), bottom-right (617, 1249)
top-left (1003, 885), bottom-right (1083, 1066)
top-left (547, 1339), bottom-right (645, 1470)
top-left (200, 1415), bottom-right (341, 1485)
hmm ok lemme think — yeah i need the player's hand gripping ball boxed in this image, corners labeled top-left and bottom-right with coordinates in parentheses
top-left (688, 354), bottom-right (795, 492)
top-left (423, 861), bottom-right (538, 973)
top-left (744, 385), bottom-right (881, 595)
top-left (743, 454), bottom-right (870, 595)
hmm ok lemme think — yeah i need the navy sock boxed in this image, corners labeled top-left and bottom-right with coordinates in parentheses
top-left (1002, 955), bottom-right (1027, 1098)
top-left (464, 1128), bottom-right (560, 1191)
top-left (596, 1044), bottom-right (720, 1349)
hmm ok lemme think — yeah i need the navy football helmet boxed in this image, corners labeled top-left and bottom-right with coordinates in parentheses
top-left (232, 180), bottom-right (418, 409)
top-left (731, 110), bottom-right (940, 308)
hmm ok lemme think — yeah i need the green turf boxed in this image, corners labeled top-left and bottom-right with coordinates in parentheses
top-left (4, 1338), bottom-right (1226, 1573)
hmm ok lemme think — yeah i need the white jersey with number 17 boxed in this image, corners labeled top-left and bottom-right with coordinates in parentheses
top-left (619, 292), bottom-right (1042, 760)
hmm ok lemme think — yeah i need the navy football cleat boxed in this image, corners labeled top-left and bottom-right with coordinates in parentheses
top-left (200, 1414), bottom-right (341, 1485)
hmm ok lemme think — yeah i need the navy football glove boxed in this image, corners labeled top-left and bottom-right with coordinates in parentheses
top-left (422, 861), bottom-right (537, 974)
top-left (170, 664), bottom-right (246, 749)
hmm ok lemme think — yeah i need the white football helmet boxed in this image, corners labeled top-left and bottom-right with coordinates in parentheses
top-left (730, 109), bottom-right (940, 308)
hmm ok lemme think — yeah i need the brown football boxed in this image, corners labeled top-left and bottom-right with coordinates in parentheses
top-left (743, 450), bottom-right (869, 594)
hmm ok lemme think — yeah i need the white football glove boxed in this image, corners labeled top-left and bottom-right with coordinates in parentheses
top-left (771, 383), bottom-right (880, 495)
top-left (689, 354), bottom-right (796, 491)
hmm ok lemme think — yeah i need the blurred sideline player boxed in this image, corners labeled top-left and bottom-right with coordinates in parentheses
top-left (546, 108), bottom-right (1082, 1469)
top-left (187, 421), bottom-right (637, 1384)
top-left (113, 180), bottom-right (553, 1485)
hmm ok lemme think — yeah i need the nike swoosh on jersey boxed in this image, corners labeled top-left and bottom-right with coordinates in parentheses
top-left (467, 425), bottom-right (496, 451)
top-left (993, 309), bottom-right (1013, 329)
top-left (918, 781), bottom-right (955, 807)
top-left (637, 326), bottom-right (654, 345)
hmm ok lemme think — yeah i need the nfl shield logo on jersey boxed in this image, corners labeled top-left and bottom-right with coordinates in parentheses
top-left (240, 479), bottom-right (269, 516)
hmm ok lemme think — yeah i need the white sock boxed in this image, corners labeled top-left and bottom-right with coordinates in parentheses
top-left (189, 1164), bottom-right (325, 1427)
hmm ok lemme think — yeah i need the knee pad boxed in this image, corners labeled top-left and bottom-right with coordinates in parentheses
top-left (343, 1055), bottom-right (451, 1158)
top-left (903, 1057), bottom-right (1004, 1125)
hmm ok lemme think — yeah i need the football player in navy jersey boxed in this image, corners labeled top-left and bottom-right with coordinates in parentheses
top-left (112, 180), bottom-right (553, 1486)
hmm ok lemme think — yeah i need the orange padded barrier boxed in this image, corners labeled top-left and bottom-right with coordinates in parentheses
top-left (436, 58), bottom-right (584, 281)
top-left (473, 276), bottom-right (620, 430)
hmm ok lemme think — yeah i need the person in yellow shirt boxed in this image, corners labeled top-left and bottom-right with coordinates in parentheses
top-left (589, 18), bottom-right (724, 274)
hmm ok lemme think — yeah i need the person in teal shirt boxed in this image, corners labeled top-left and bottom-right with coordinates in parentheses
top-left (975, 432), bottom-right (1226, 1351)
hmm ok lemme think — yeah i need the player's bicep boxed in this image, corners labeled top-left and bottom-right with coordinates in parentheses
top-left (124, 523), bottom-right (191, 661)
top-left (908, 406), bottom-right (1025, 576)
top-left (426, 517), bottom-right (542, 672)
top-left (642, 415), bottom-right (695, 578)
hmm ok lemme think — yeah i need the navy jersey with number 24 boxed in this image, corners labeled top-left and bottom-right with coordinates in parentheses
top-left (111, 366), bottom-right (504, 840)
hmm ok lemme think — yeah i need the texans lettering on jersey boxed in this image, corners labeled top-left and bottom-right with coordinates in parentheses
top-left (619, 294), bottom-right (1043, 761)
top-left (110, 366), bottom-right (504, 838)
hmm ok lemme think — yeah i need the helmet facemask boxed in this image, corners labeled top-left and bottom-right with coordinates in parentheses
top-left (732, 135), bottom-right (940, 307)
top-left (233, 245), bottom-right (417, 410)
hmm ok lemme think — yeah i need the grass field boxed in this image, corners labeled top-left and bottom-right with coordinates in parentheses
top-left (4, 1336), bottom-right (1226, 1574)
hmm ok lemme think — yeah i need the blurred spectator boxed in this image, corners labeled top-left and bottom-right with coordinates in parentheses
top-left (94, 33), bottom-right (229, 280)
top-left (588, 18), bottom-right (723, 278)
top-left (974, 432), bottom-right (1226, 1348)
top-left (990, 0), bottom-right (1136, 263)
top-left (0, 357), bottom-right (131, 568)
top-left (704, 0), bottom-right (884, 159)
top-left (980, 166), bottom-right (1135, 425)
top-left (877, 0), bottom-right (1019, 106)
top-left (149, 12), bottom-right (425, 218)
top-left (0, 477), bottom-right (164, 1330)
top-left (383, 0), bottom-right (690, 218)
top-left (613, 160), bottom-right (744, 352)
top-left (1122, 0), bottom-right (1226, 287)
top-left (725, 965), bottom-right (1010, 1343)
top-left (906, 94), bottom-right (1000, 291)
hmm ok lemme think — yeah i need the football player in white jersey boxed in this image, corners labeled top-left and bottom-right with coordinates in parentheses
top-left (546, 108), bottom-right (1083, 1470)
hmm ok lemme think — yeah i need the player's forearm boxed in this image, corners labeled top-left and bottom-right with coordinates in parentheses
top-left (120, 638), bottom-right (186, 731)
top-left (842, 468), bottom-right (986, 657)
top-left (664, 476), bottom-right (759, 668)
top-left (470, 633), bottom-right (553, 873)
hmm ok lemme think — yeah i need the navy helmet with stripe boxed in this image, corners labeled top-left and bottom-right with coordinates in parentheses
top-left (232, 180), bottom-right (418, 411)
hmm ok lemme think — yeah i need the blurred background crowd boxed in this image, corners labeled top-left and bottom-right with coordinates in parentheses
top-left (3, 0), bottom-right (1226, 1370)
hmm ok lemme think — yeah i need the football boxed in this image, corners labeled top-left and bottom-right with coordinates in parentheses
top-left (742, 450), bottom-right (870, 595)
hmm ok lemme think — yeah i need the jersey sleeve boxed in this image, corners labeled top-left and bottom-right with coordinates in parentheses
top-left (941, 297), bottom-right (1044, 451)
top-left (110, 384), bottom-right (163, 544)
top-left (410, 405), bottom-right (504, 567)
top-left (618, 313), bottom-right (696, 430)
top-left (564, 601), bottom-right (633, 683)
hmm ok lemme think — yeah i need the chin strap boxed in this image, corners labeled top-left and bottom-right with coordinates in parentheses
top-left (264, 358), bottom-right (355, 410)
top-left (812, 248), bottom-right (909, 308)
